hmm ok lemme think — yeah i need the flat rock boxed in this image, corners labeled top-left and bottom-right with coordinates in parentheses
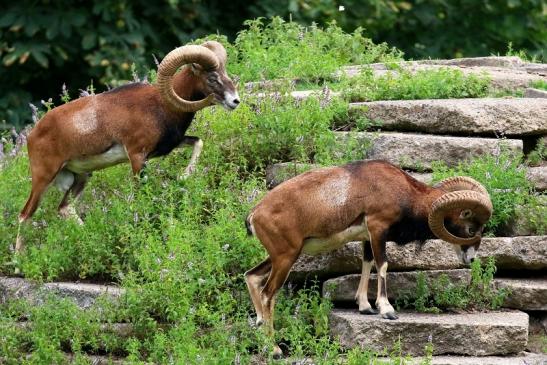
top-left (527, 166), bottom-right (546, 191)
top-left (289, 236), bottom-right (547, 281)
top-left (322, 269), bottom-right (471, 302)
top-left (340, 60), bottom-right (546, 90)
top-left (377, 353), bottom-right (547, 365)
top-left (329, 309), bottom-right (529, 356)
top-left (0, 276), bottom-right (123, 309)
top-left (334, 131), bottom-right (522, 170)
top-left (494, 277), bottom-right (547, 311)
top-left (421, 56), bottom-right (525, 68)
top-left (349, 98), bottom-right (547, 137)
top-left (525, 88), bottom-right (547, 98)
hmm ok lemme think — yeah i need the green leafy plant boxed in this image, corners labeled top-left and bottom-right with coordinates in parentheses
top-left (431, 148), bottom-right (541, 234)
top-left (397, 257), bottom-right (509, 313)
top-left (341, 66), bottom-right (490, 103)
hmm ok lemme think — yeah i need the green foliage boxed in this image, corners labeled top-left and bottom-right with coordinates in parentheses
top-left (226, 17), bottom-right (402, 83)
top-left (531, 80), bottom-right (547, 91)
top-left (431, 148), bottom-right (543, 234)
top-left (527, 139), bottom-right (546, 166)
top-left (340, 66), bottom-right (490, 103)
top-left (257, 1), bottom-right (547, 61)
top-left (397, 257), bottom-right (510, 313)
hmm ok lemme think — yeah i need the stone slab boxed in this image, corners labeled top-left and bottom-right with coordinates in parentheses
top-left (334, 132), bottom-right (522, 171)
top-left (329, 309), bottom-right (529, 356)
top-left (494, 277), bottom-right (547, 311)
top-left (349, 98), bottom-right (547, 136)
top-left (0, 276), bottom-right (123, 309)
top-left (322, 269), bottom-right (471, 302)
top-left (377, 353), bottom-right (547, 365)
top-left (289, 236), bottom-right (547, 281)
top-left (525, 88), bottom-right (547, 98)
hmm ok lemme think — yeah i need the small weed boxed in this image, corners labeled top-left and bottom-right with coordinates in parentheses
top-left (527, 138), bottom-right (546, 166)
top-left (397, 257), bottom-right (509, 312)
top-left (531, 80), bottom-right (547, 91)
top-left (340, 66), bottom-right (490, 103)
top-left (431, 149), bottom-right (543, 234)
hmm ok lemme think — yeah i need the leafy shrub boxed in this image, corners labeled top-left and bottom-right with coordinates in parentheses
top-left (339, 66), bottom-right (490, 103)
top-left (397, 257), bottom-right (510, 313)
top-left (431, 149), bottom-right (543, 234)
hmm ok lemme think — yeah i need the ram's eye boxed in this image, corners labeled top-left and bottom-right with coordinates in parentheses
top-left (460, 209), bottom-right (473, 219)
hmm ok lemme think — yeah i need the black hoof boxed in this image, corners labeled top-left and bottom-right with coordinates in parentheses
top-left (359, 307), bottom-right (378, 315)
top-left (382, 312), bottom-right (399, 320)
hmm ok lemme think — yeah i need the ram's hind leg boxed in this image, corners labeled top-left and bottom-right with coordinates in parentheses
top-left (245, 257), bottom-right (272, 326)
top-left (57, 171), bottom-right (89, 224)
top-left (356, 241), bottom-right (377, 314)
top-left (17, 156), bottom-right (64, 253)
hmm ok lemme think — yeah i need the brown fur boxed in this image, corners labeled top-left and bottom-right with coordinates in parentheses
top-left (245, 160), bottom-right (484, 357)
top-left (19, 43), bottom-right (238, 224)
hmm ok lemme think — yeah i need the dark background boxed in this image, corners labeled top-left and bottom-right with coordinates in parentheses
top-left (1, 0), bottom-right (545, 128)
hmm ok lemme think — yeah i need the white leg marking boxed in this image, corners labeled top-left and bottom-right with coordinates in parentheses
top-left (376, 262), bottom-right (396, 318)
top-left (181, 139), bottom-right (203, 179)
top-left (59, 204), bottom-right (84, 225)
top-left (356, 260), bottom-right (374, 313)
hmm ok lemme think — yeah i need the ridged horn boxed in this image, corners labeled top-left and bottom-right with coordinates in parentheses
top-left (428, 190), bottom-right (493, 245)
top-left (156, 45), bottom-right (219, 113)
top-left (434, 176), bottom-right (489, 197)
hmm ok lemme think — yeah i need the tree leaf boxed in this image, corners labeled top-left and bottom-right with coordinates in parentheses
top-left (32, 51), bottom-right (49, 68)
top-left (82, 33), bottom-right (96, 50)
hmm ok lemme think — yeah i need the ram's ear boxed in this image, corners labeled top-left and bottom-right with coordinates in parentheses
top-left (191, 63), bottom-right (204, 74)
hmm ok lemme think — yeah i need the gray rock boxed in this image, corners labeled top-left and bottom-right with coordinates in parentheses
top-left (322, 269), bottom-right (471, 302)
top-left (378, 353), bottom-right (547, 365)
top-left (334, 131), bottom-right (522, 171)
top-left (329, 309), bottom-right (529, 356)
top-left (494, 277), bottom-right (547, 311)
top-left (527, 166), bottom-right (546, 191)
top-left (524, 88), bottom-right (547, 98)
top-left (289, 236), bottom-right (547, 281)
top-left (420, 56), bottom-right (525, 68)
top-left (349, 98), bottom-right (547, 136)
top-left (0, 276), bottom-right (123, 309)
top-left (42, 282), bottom-right (123, 309)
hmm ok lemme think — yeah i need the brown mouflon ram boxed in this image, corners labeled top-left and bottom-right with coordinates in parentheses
top-left (245, 159), bottom-right (492, 358)
top-left (16, 41), bottom-right (239, 253)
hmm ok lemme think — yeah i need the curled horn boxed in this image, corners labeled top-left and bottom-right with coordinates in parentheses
top-left (434, 176), bottom-right (489, 197)
top-left (428, 190), bottom-right (493, 245)
top-left (156, 45), bottom-right (219, 113)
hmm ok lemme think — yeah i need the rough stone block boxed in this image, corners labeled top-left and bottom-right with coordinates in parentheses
top-left (329, 309), bottom-right (529, 356)
top-left (289, 236), bottom-right (547, 281)
top-left (334, 132), bottom-right (522, 171)
top-left (349, 98), bottom-right (547, 136)
top-left (322, 269), bottom-right (471, 302)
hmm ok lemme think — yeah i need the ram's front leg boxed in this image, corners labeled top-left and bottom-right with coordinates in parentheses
top-left (368, 223), bottom-right (398, 320)
top-left (355, 240), bottom-right (377, 314)
top-left (178, 136), bottom-right (203, 179)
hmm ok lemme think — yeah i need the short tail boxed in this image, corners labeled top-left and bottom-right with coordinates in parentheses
top-left (245, 213), bottom-right (254, 236)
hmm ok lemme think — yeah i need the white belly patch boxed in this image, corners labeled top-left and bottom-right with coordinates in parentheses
top-left (66, 144), bottom-right (128, 173)
top-left (302, 218), bottom-right (370, 255)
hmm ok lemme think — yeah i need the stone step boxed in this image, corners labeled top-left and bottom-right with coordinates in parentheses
top-left (340, 57), bottom-right (547, 90)
top-left (495, 277), bottom-right (547, 311)
top-left (323, 269), bottom-right (471, 302)
top-left (348, 98), bottom-right (547, 137)
top-left (525, 88), bottom-right (547, 98)
top-left (289, 236), bottom-right (547, 281)
top-left (265, 162), bottom-right (546, 192)
top-left (322, 272), bottom-right (547, 312)
top-left (0, 276), bottom-right (123, 309)
top-left (377, 353), bottom-right (547, 365)
top-left (329, 309), bottom-right (529, 356)
top-left (333, 132), bottom-right (522, 171)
